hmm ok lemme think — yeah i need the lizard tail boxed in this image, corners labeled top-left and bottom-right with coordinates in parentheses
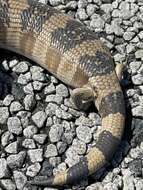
top-left (28, 90), bottom-right (125, 187)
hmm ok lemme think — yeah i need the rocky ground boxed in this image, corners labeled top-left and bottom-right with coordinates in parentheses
top-left (0, 0), bottom-right (143, 189)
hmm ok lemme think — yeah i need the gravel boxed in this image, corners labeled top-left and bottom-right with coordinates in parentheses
top-left (0, 0), bottom-right (143, 189)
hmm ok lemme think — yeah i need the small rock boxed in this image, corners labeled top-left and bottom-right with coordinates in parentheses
top-left (44, 83), bottom-right (56, 95)
top-left (13, 171), bottom-right (27, 190)
top-left (22, 139), bottom-right (36, 149)
top-left (5, 141), bottom-right (18, 154)
top-left (57, 141), bottom-right (67, 154)
top-left (135, 49), bottom-right (143, 59)
top-left (0, 158), bottom-right (9, 178)
top-left (55, 108), bottom-right (72, 120)
top-left (33, 81), bottom-right (44, 91)
top-left (33, 134), bottom-right (47, 144)
top-left (0, 107), bottom-right (9, 124)
top-left (45, 94), bottom-right (63, 104)
top-left (12, 61), bottom-right (29, 73)
top-left (56, 84), bottom-right (69, 98)
top-left (23, 125), bottom-right (38, 138)
top-left (0, 179), bottom-right (16, 190)
top-left (7, 117), bottom-right (22, 135)
top-left (44, 144), bottom-right (58, 158)
top-left (132, 74), bottom-right (143, 85)
top-left (32, 111), bottom-right (47, 128)
top-left (24, 94), bottom-right (36, 110)
top-left (23, 83), bottom-right (34, 94)
top-left (30, 66), bottom-right (45, 81)
top-left (49, 124), bottom-right (64, 143)
top-left (26, 163), bottom-right (41, 177)
top-left (3, 95), bottom-right (14, 106)
top-left (72, 139), bottom-right (87, 155)
top-left (45, 103), bottom-right (59, 116)
top-left (17, 72), bottom-right (31, 85)
top-left (123, 31), bottom-right (135, 41)
top-left (1, 131), bottom-right (14, 147)
top-left (77, 8), bottom-right (89, 20)
top-left (76, 125), bottom-right (92, 143)
top-left (10, 101), bottom-right (23, 113)
top-left (28, 149), bottom-right (43, 163)
top-left (7, 151), bottom-right (26, 169)
top-left (65, 147), bottom-right (80, 167)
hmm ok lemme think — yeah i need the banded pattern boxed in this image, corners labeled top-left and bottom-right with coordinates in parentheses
top-left (0, 0), bottom-right (125, 188)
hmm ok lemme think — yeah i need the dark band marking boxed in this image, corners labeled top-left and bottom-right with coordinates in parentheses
top-left (96, 130), bottom-right (120, 161)
top-left (66, 157), bottom-right (89, 185)
top-left (21, 1), bottom-right (58, 33)
top-left (29, 175), bottom-right (54, 186)
top-left (51, 19), bottom-right (98, 52)
top-left (79, 51), bottom-right (114, 77)
top-left (99, 91), bottom-right (125, 118)
top-left (0, 0), bottom-right (10, 27)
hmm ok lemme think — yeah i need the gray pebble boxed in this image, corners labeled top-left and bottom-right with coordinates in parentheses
top-left (100, 3), bottom-right (112, 14)
top-left (78, 0), bottom-right (87, 8)
top-left (7, 151), bottom-right (26, 169)
top-left (46, 117), bottom-right (53, 127)
top-left (12, 61), bottom-right (29, 74)
top-left (135, 49), bottom-right (143, 59)
top-left (77, 8), bottom-right (89, 20)
top-left (75, 115), bottom-right (94, 127)
top-left (7, 117), bottom-right (22, 135)
top-left (33, 81), bottom-right (44, 91)
top-left (90, 14), bottom-right (105, 29)
top-left (19, 131), bottom-right (32, 149)
top-left (66, 1), bottom-right (77, 10)
top-left (132, 74), bottom-right (143, 85)
top-left (26, 163), bottom-right (41, 177)
top-left (138, 31), bottom-right (143, 39)
top-left (44, 144), bottom-right (58, 158)
top-left (72, 139), bottom-right (87, 155)
top-left (13, 171), bottom-right (27, 190)
top-left (3, 95), bottom-right (14, 106)
top-left (123, 31), bottom-right (135, 41)
top-left (0, 158), bottom-right (9, 178)
top-left (30, 66), bottom-right (45, 81)
top-left (45, 94), bottom-right (63, 104)
top-left (17, 111), bottom-right (31, 128)
top-left (1, 131), bottom-right (14, 147)
top-left (5, 141), bottom-right (18, 154)
top-left (76, 125), bottom-right (92, 143)
top-left (10, 101), bottom-right (23, 113)
top-left (129, 61), bottom-right (142, 75)
top-left (33, 134), bottom-right (47, 144)
top-left (28, 149), bottom-right (43, 163)
top-left (65, 147), bottom-right (80, 167)
top-left (57, 141), bottom-right (67, 154)
top-left (55, 108), bottom-right (73, 120)
top-left (49, 124), bottom-right (64, 143)
top-left (9, 59), bottom-right (18, 68)
top-left (23, 83), bottom-right (34, 94)
top-left (22, 139), bottom-right (36, 149)
top-left (0, 179), bottom-right (16, 190)
top-left (56, 84), bottom-right (69, 98)
top-left (44, 83), bottom-right (56, 95)
top-left (32, 111), bottom-right (47, 128)
top-left (45, 103), bottom-right (59, 116)
top-left (24, 94), bottom-right (36, 110)
top-left (17, 72), bottom-right (32, 85)
top-left (49, 157), bottom-right (61, 168)
top-left (2, 60), bottom-right (9, 71)
top-left (0, 107), bottom-right (9, 124)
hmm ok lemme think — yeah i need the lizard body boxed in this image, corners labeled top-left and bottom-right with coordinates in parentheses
top-left (0, 0), bottom-right (125, 187)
